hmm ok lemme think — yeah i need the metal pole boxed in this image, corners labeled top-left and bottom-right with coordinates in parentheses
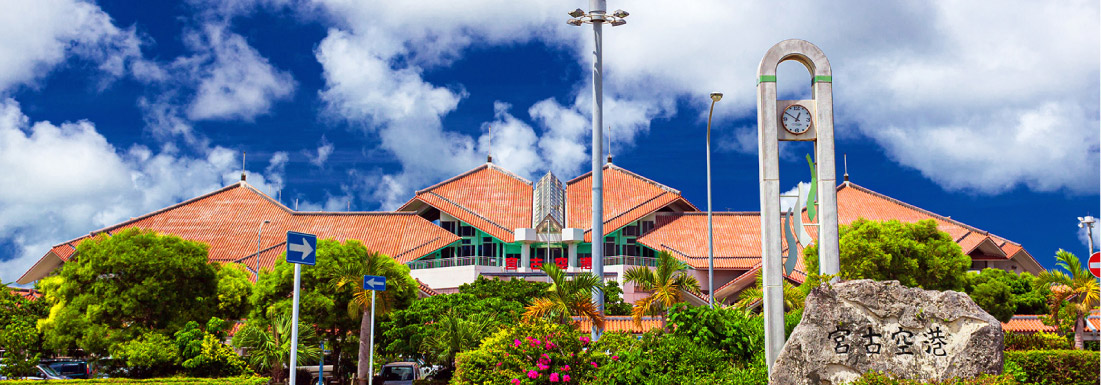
top-left (589, 0), bottom-right (606, 341)
top-left (290, 263), bottom-right (302, 385)
top-left (1086, 222), bottom-right (1094, 256)
top-left (706, 98), bottom-right (717, 309)
top-left (368, 290), bottom-right (376, 385)
top-left (318, 341), bottom-right (324, 385)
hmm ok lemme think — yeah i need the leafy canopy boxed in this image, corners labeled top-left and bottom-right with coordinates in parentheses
top-left (805, 219), bottom-right (971, 291)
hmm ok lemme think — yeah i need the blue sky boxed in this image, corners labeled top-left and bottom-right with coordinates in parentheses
top-left (1, 0), bottom-right (1098, 284)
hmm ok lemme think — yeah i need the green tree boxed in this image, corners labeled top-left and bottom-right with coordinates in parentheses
top-left (0, 285), bottom-right (48, 379)
top-left (522, 263), bottom-right (605, 329)
top-left (733, 272), bottom-right (806, 312)
top-left (458, 276), bottom-right (550, 306)
top-left (1038, 249), bottom-right (1099, 349)
top-left (214, 263), bottom-right (253, 321)
top-left (112, 331), bottom-right (179, 378)
top-left (39, 228), bottom-right (223, 357)
top-left (326, 243), bottom-right (418, 385)
top-left (421, 309), bottom-right (494, 374)
top-left (804, 219), bottom-right (971, 291)
top-left (232, 315), bottom-right (320, 382)
top-left (603, 280), bottom-right (632, 316)
top-left (622, 251), bottom-right (702, 329)
top-left (965, 268), bottom-right (1051, 322)
top-left (381, 292), bottom-right (522, 368)
top-left (175, 317), bottom-right (252, 377)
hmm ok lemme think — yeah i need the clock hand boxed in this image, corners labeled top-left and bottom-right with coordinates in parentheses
top-left (785, 112), bottom-right (796, 119)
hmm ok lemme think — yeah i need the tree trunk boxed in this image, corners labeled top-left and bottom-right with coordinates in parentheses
top-left (357, 309), bottom-right (371, 385)
top-left (1074, 315), bottom-right (1084, 350)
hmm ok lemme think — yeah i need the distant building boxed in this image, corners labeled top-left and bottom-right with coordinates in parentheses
top-left (18, 160), bottom-right (1042, 305)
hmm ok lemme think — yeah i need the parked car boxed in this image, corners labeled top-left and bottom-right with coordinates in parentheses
top-left (375, 362), bottom-right (423, 385)
top-left (0, 363), bottom-right (70, 380)
top-left (43, 359), bottom-right (91, 379)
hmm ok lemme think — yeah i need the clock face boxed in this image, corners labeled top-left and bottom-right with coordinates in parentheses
top-left (781, 104), bottom-right (812, 135)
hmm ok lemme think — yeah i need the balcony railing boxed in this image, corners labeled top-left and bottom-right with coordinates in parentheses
top-left (603, 255), bottom-right (657, 267)
top-left (407, 256), bottom-right (499, 270)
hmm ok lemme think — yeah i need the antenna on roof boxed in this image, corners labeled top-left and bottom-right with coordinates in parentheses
top-left (487, 125), bottom-right (493, 163)
top-left (295, 198), bottom-right (299, 211)
top-left (843, 153), bottom-right (850, 183)
top-left (606, 125), bottom-right (613, 164)
top-left (348, 200), bottom-right (351, 211)
top-left (240, 151), bottom-right (247, 182)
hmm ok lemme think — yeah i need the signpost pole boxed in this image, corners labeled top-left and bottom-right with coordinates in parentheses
top-left (368, 289), bottom-right (376, 385)
top-left (318, 341), bottom-right (324, 385)
top-left (290, 263), bottom-right (302, 385)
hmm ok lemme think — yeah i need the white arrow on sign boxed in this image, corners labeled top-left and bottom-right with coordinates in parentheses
top-left (289, 237), bottom-right (314, 257)
top-left (365, 278), bottom-right (383, 289)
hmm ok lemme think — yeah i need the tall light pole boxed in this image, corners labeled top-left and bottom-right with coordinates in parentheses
top-left (255, 219), bottom-right (270, 281)
top-left (568, 1), bottom-right (628, 341)
top-left (1079, 215), bottom-right (1096, 256)
top-left (706, 92), bottom-right (722, 308)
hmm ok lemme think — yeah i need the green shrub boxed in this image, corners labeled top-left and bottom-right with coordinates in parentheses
top-left (849, 371), bottom-right (1017, 384)
top-left (666, 304), bottom-right (763, 364)
top-left (590, 331), bottom-right (766, 385)
top-left (1004, 350), bottom-right (1099, 385)
top-left (453, 319), bottom-right (604, 384)
top-left (0, 376), bottom-right (268, 384)
top-left (111, 331), bottom-right (179, 378)
top-left (1003, 332), bottom-right (1072, 351)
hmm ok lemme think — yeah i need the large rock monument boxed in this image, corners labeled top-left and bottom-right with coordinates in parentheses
top-left (771, 280), bottom-right (1003, 384)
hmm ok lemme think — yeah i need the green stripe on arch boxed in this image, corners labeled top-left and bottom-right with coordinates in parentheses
top-left (813, 75), bottom-right (832, 83)
top-left (757, 75), bottom-right (777, 84)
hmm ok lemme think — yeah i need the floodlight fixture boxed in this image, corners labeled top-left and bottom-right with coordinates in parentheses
top-left (569, 8), bottom-right (585, 18)
top-left (613, 9), bottom-right (629, 18)
top-left (710, 92), bottom-right (723, 102)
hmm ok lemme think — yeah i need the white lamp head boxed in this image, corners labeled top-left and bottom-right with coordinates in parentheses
top-left (710, 92), bottom-right (723, 102)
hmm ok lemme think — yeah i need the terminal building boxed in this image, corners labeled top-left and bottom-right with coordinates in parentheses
top-left (17, 160), bottom-right (1043, 305)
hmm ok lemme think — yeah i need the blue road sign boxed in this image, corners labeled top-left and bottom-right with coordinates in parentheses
top-left (286, 231), bottom-right (317, 265)
top-left (363, 275), bottom-right (386, 291)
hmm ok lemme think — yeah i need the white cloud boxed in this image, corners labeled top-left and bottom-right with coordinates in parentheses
top-left (315, 0), bottom-right (1097, 197)
top-left (0, 98), bottom-right (287, 284)
top-left (308, 136), bottom-right (335, 167)
top-left (0, 0), bottom-right (145, 93)
top-left (182, 23), bottom-right (297, 121)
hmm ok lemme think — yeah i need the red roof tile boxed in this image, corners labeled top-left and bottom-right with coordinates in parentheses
top-left (567, 164), bottom-right (697, 242)
top-left (1002, 315), bottom-right (1058, 333)
top-left (20, 182), bottom-right (459, 283)
top-left (574, 316), bottom-right (663, 334)
top-left (400, 163), bottom-right (532, 242)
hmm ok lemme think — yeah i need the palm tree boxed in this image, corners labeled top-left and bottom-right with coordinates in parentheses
top-left (232, 315), bottom-right (320, 382)
top-left (421, 309), bottom-right (492, 373)
top-left (329, 249), bottom-right (410, 385)
top-left (1038, 249), bottom-right (1099, 349)
top-left (733, 272), bottom-right (806, 312)
top-left (522, 262), bottom-right (605, 329)
top-left (623, 251), bottom-right (701, 329)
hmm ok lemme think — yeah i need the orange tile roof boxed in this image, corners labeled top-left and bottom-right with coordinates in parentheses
top-left (6, 287), bottom-right (42, 300)
top-left (1002, 315), bottom-right (1058, 333)
top-left (20, 182), bottom-right (459, 283)
top-left (574, 316), bottom-right (663, 334)
top-left (416, 279), bottom-right (439, 297)
top-left (567, 163), bottom-right (697, 242)
top-left (837, 183), bottom-right (1032, 263)
top-left (399, 163), bottom-right (532, 242)
top-left (636, 212), bottom-right (807, 281)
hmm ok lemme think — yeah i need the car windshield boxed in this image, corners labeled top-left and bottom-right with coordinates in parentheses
top-left (39, 365), bottom-right (62, 376)
top-left (380, 365), bottom-right (414, 381)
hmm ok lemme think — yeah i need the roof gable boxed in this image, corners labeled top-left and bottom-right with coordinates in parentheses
top-left (567, 163), bottom-right (697, 241)
top-left (400, 163), bottom-right (533, 242)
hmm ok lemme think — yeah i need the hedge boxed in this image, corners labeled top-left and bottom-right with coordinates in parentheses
top-left (1003, 332), bottom-right (1071, 351)
top-left (849, 372), bottom-right (1018, 384)
top-left (0, 378), bottom-right (269, 385)
top-left (1004, 350), bottom-right (1099, 385)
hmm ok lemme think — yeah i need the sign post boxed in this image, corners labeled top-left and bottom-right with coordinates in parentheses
top-left (1088, 252), bottom-right (1100, 279)
top-left (286, 231), bottom-right (317, 385)
top-left (363, 275), bottom-right (386, 385)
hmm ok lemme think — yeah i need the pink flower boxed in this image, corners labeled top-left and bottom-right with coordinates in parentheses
top-left (514, 339), bottom-right (522, 347)
top-left (612, 356), bottom-right (619, 361)
top-left (545, 341), bottom-right (557, 349)
top-left (560, 365), bottom-right (570, 372)
top-left (579, 336), bottom-right (590, 345)
top-left (563, 374), bottom-right (571, 382)
top-left (537, 363), bottom-right (549, 371)
top-left (550, 372), bottom-right (561, 382)
top-left (528, 370), bottom-right (539, 379)
top-left (496, 362), bottom-right (503, 367)
top-left (590, 362), bottom-right (598, 369)
top-left (511, 379), bottom-right (521, 385)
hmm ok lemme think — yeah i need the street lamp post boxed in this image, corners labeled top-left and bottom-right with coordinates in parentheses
top-left (706, 92), bottom-right (722, 308)
top-left (568, 0), bottom-right (628, 341)
top-left (255, 220), bottom-right (270, 281)
top-left (1079, 215), bottom-right (1096, 256)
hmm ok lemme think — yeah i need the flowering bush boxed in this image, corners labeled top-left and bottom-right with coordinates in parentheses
top-left (453, 319), bottom-right (609, 384)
